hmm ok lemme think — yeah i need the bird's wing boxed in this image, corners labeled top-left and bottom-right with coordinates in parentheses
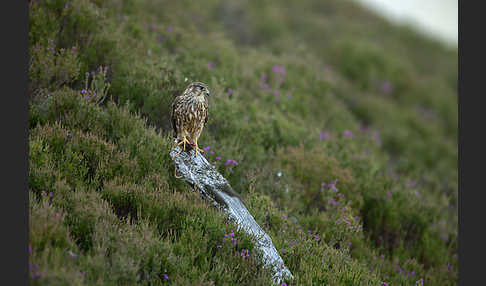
top-left (204, 96), bottom-right (209, 125)
top-left (171, 96), bottom-right (180, 137)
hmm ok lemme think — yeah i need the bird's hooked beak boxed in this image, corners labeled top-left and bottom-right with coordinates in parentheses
top-left (204, 90), bottom-right (210, 96)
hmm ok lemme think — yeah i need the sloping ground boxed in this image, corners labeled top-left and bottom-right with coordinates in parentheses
top-left (28, 0), bottom-right (457, 285)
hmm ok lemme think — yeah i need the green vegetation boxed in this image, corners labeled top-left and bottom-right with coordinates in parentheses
top-left (28, 0), bottom-right (457, 285)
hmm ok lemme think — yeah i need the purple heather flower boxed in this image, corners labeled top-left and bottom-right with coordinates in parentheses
top-left (167, 26), bottom-right (173, 32)
top-left (157, 35), bottom-right (164, 41)
top-left (286, 92), bottom-right (292, 98)
top-left (81, 89), bottom-right (87, 94)
top-left (29, 246), bottom-right (32, 254)
top-left (411, 271), bottom-right (415, 276)
top-left (328, 182), bottom-right (338, 192)
top-left (406, 180), bottom-right (417, 188)
top-left (281, 215), bottom-right (287, 219)
top-left (319, 132), bottom-right (329, 140)
top-left (380, 254), bottom-right (385, 259)
top-left (64, 0), bottom-right (69, 9)
top-left (383, 282), bottom-right (388, 286)
top-left (49, 192), bottom-right (53, 198)
top-left (227, 88), bottom-right (233, 95)
top-left (212, 161), bottom-right (217, 165)
top-left (386, 190), bottom-right (392, 198)
top-left (150, 25), bottom-right (156, 31)
top-left (272, 65), bottom-right (286, 75)
top-left (85, 95), bottom-right (90, 100)
top-left (225, 160), bottom-right (232, 166)
top-left (372, 131), bottom-right (382, 145)
top-left (207, 61), bottom-right (214, 70)
top-left (273, 90), bottom-right (280, 97)
top-left (281, 284), bottom-right (287, 286)
top-left (342, 130), bottom-right (353, 137)
top-left (217, 245), bottom-right (222, 248)
top-left (33, 264), bottom-right (39, 270)
top-left (32, 272), bottom-right (41, 278)
top-left (162, 274), bottom-right (169, 280)
top-left (262, 83), bottom-right (270, 89)
top-left (232, 160), bottom-right (238, 166)
top-left (41, 190), bottom-right (47, 197)
top-left (381, 81), bottom-right (394, 94)
top-left (203, 146), bottom-right (210, 152)
top-left (396, 265), bottom-right (403, 273)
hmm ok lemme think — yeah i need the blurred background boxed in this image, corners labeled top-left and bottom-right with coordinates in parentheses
top-left (28, 0), bottom-right (458, 285)
top-left (356, 0), bottom-right (458, 46)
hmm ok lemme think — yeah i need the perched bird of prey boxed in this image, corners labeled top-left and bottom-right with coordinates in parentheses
top-left (171, 82), bottom-right (210, 158)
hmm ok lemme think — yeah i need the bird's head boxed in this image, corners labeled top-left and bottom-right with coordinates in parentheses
top-left (185, 82), bottom-right (210, 97)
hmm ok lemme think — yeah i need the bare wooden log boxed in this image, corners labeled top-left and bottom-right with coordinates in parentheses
top-left (170, 146), bottom-right (294, 284)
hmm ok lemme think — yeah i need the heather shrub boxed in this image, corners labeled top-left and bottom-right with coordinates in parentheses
top-left (29, 40), bottom-right (80, 98)
top-left (28, 0), bottom-right (457, 285)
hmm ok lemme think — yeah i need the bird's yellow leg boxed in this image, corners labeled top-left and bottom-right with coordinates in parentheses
top-left (177, 136), bottom-right (191, 150)
top-left (193, 138), bottom-right (205, 158)
top-left (172, 136), bottom-right (191, 160)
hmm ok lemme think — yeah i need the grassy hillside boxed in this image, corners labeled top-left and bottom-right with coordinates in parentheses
top-left (28, 0), bottom-right (457, 285)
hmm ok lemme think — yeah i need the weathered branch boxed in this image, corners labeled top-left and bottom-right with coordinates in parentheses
top-left (170, 146), bottom-right (294, 284)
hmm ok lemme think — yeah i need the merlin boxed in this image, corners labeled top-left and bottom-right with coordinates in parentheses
top-left (171, 81), bottom-right (210, 158)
